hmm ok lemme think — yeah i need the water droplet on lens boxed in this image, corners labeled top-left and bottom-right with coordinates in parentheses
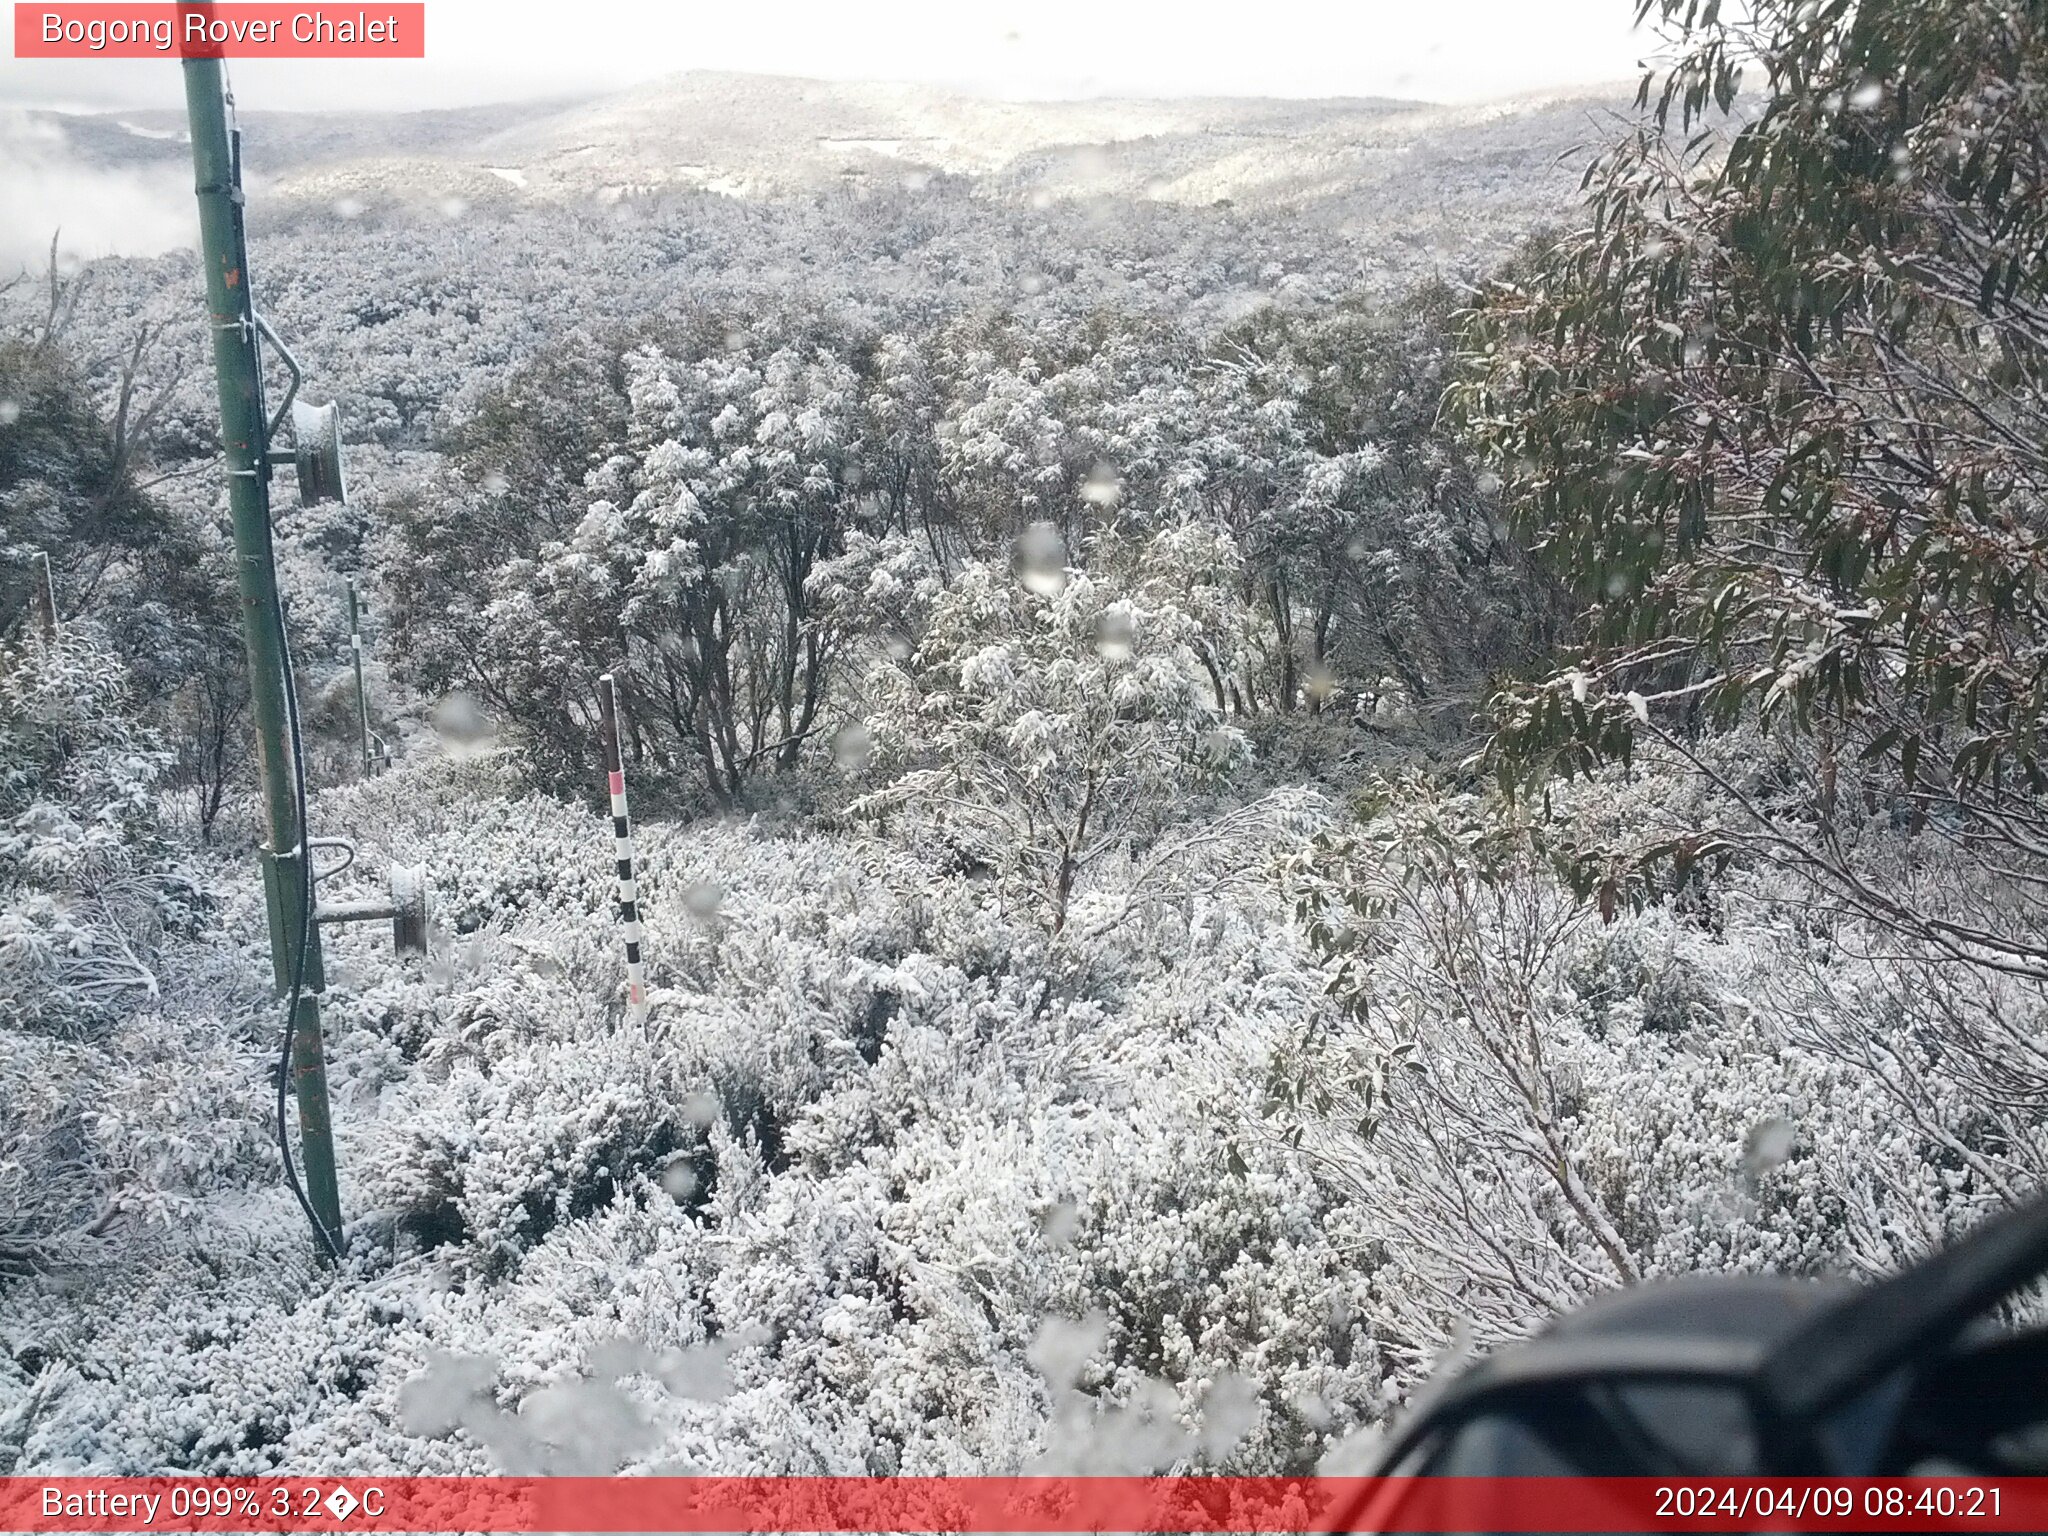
top-left (1293, 1392), bottom-right (1333, 1431)
top-left (433, 692), bottom-right (496, 748)
top-left (1094, 606), bottom-right (1135, 662)
top-left (1040, 1199), bottom-right (1080, 1246)
top-left (660, 1161), bottom-right (700, 1201)
top-left (831, 722), bottom-right (872, 771)
top-left (1744, 1117), bottom-right (1797, 1181)
top-left (1015, 521), bottom-right (1067, 596)
top-left (1081, 462), bottom-right (1121, 506)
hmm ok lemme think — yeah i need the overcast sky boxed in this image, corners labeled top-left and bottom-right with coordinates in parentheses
top-left (2, 0), bottom-right (1655, 114)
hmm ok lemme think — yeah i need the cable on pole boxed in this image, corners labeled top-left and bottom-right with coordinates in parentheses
top-left (277, 608), bottom-right (344, 1263)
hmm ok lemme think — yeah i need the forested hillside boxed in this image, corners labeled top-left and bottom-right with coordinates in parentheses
top-left (3, 0), bottom-right (2044, 1477)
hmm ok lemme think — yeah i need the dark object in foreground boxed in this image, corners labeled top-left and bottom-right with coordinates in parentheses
top-left (1344, 1199), bottom-right (2048, 1526)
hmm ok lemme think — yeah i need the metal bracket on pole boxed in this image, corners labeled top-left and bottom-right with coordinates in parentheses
top-left (253, 310), bottom-right (303, 446)
top-left (307, 835), bottom-right (358, 879)
top-left (314, 862), bottom-right (429, 956)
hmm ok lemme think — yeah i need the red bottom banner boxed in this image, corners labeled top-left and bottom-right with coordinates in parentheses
top-left (3, 1475), bottom-right (2043, 1533)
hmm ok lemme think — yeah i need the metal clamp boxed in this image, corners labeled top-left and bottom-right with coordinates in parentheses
top-left (252, 310), bottom-right (302, 447)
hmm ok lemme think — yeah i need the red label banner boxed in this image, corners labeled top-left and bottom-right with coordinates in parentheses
top-left (13, 4), bottom-right (426, 58)
top-left (0, 1476), bottom-right (2042, 1533)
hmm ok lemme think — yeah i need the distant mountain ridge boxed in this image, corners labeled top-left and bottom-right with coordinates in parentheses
top-left (24, 67), bottom-right (1630, 274)
top-left (31, 68), bottom-right (1632, 242)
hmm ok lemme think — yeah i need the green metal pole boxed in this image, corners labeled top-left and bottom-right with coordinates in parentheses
top-left (182, 53), bottom-right (343, 1256)
top-left (348, 579), bottom-right (373, 777)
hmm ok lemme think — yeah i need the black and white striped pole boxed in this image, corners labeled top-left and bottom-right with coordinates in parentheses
top-left (598, 672), bottom-right (650, 1028)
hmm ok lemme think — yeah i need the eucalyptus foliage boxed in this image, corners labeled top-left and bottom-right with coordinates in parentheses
top-left (1460, 0), bottom-right (2048, 968)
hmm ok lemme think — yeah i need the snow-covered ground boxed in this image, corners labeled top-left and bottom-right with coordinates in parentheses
top-left (4, 54), bottom-right (2041, 1479)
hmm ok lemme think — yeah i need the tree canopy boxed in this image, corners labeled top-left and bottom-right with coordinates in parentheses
top-left (1459, 0), bottom-right (2048, 971)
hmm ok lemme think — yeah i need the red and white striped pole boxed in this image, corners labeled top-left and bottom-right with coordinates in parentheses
top-left (597, 673), bottom-right (650, 1028)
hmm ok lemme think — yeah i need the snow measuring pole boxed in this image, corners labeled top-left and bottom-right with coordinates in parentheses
top-left (182, 37), bottom-right (344, 1257)
top-left (598, 674), bottom-right (651, 1027)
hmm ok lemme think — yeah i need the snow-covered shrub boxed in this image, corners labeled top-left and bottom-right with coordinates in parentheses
top-left (0, 628), bottom-right (206, 1276)
top-left (0, 628), bottom-right (172, 1036)
top-left (3, 765), bottom-right (1389, 1474)
top-left (8, 100), bottom-right (2043, 1485)
top-left (1280, 772), bottom-right (2048, 1377)
top-left (843, 526), bottom-right (1266, 936)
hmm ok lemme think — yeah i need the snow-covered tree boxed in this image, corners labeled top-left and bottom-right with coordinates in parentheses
top-left (843, 524), bottom-right (1255, 934)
